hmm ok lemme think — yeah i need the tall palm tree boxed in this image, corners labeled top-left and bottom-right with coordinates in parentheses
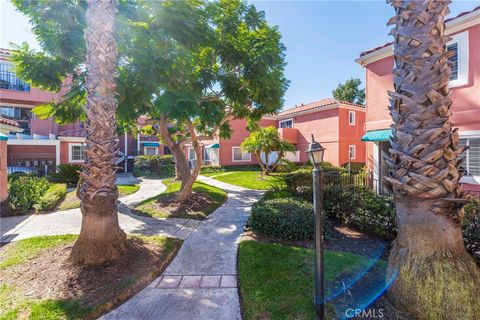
top-left (241, 126), bottom-right (295, 175)
top-left (71, 0), bottom-right (127, 265)
top-left (385, 0), bottom-right (480, 318)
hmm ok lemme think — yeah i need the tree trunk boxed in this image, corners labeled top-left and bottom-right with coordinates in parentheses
top-left (264, 152), bottom-right (270, 176)
top-left (387, 199), bottom-right (480, 319)
top-left (175, 124), bottom-right (203, 203)
top-left (385, 1), bottom-right (480, 318)
top-left (71, 0), bottom-right (127, 266)
top-left (254, 151), bottom-right (266, 178)
top-left (171, 143), bottom-right (190, 188)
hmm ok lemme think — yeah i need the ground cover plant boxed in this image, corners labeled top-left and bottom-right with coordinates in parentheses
top-left (0, 234), bottom-right (181, 320)
top-left (133, 179), bottom-right (227, 220)
top-left (238, 240), bottom-right (382, 320)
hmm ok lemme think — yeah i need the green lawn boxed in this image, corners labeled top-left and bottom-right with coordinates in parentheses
top-left (133, 179), bottom-right (227, 220)
top-left (206, 171), bottom-right (284, 190)
top-left (238, 240), bottom-right (378, 320)
top-left (56, 184), bottom-right (140, 211)
top-left (0, 235), bottom-right (180, 320)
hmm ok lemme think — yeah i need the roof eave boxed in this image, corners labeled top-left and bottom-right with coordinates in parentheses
top-left (356, 8), bottom-right (480, 66)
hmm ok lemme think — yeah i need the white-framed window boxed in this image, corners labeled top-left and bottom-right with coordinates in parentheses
top-left (447, 31), bottom-right (469, 88)
top-left (279, 118), bottom-right (293, 128)
top-left (232, 147), bottom-right (251, 162)
top-left (349, 145), bottom-right (356, 160)
top-left (459, 137), bottom-right (480, 176)
top-left (187, 147), bottom-right (196, 160)
top-left (144, 146), bottom-right (158, 155)
top-left (348, 111), bottom-right (356, 126)
top-left (69, 143), bottom-right (86, 162)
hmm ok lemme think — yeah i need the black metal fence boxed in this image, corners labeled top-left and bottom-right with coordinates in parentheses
top-left (7, 154), bottom-right (56, 176)
top-left (323, 172), bottom-right (394, 198)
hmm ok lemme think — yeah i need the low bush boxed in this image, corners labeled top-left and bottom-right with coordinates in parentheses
top-left (272, 158), bottom-right (297, 173)
top-left (200, 165), bottom-right (261, 175)
top-left (7, 172), bottom-right (28, 183)
top-left (249, 195), bottom-right (330, 241)
top-left (8, 176), bottom-right (51, 213)
top-left (323, 185), bottom-right (396, 239)
top-left (464, 198), bottom-right (480, 259)
top-left (33, 183), bottom-right (67, 212)
top-left (340, 162), bottom-right (366, 173)
top-left (284, 169), bottom-right (313, 200)
top-left (134, 155), bottom-right (175, 177)
top-left (48, 163), bottom-right (82, 186)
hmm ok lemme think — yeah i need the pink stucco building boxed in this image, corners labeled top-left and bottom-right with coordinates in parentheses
top-left (356, 6), bottom-right (480, 193)
top-left (184, 99), bottom-right (366, 168)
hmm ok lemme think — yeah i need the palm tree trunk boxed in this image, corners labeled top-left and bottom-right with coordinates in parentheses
top-left (385, 1), bottom-right (480, 318)
top-left (71, 0), bottom-right (127, 265)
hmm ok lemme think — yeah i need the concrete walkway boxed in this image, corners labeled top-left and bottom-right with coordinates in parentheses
top-left (101, 175), bottom-right (263, 320)
top-left (1, 176), bottom-right (200, 243)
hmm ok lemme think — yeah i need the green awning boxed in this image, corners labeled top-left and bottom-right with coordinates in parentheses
top-left (206, 143), bottom-right (219, 149)
top-left (0, 132), bottom-right (8, 141)
top-left (361, 129), bottom-right (392, 142)
top-left (143, 142), bottom-right (160, 147)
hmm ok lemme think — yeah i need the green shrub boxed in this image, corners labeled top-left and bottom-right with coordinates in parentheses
top-left (249, 196), bottom-right (330, 241)
top-left (323, 185), bottom-right (396, 239)
top-left (8, 176), bottom-right (50, 213)
top-left (284, 169), bottom-right (313, 200)
top-left (48, 163), bottom-right (81, 186)
top-left (273, 158), bottom-right (297, 173)
top-left (33, 183), bottom-right (67, 212)
top-left (200, 165), bottom-right (261, 175)
top-left (7, 172), bottom-right (28, 183)
top-left (340, 162), bottom-right (366, 173)
top-left (134, 155), bottom-right (175, 177)
top-left (464, 198), bottom-right (480, 259)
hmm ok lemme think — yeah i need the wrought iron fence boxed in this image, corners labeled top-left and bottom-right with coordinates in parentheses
top-left (323, 172), bottom-right (394, 198)
top-left (7, 154), bottom-right (56, 176)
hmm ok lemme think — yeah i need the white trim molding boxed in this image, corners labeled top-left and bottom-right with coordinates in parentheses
top-left (279, 118), bottom-right (294, 128)
top-left (355, 9), bottom-right (480, 66)
top-left (232, 146), bottom-right (251, 162)
top-left (68, 142), bottom-right (86, 163)
top-left (348, 110), bottom-right (356, 126)
top-left (447, 31), bottom-right (469, 88)
top-left (349, 144), bottom-right (356, 160)
top-left (143, 146), bottom-right (158, 156)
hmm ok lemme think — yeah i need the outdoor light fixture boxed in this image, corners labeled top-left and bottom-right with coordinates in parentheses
top-left (306, 135), bottom-right (325, 167)
top-left (307, 135), bottom-right (326, 320)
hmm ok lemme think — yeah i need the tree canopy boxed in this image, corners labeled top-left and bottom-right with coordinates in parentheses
top-left (332, 78), bottom-right (365, 105)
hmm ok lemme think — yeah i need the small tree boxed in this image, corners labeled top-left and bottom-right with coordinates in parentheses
top-left (241, 126), bottom-right (295, 176)
top-left (332, 78), bottom-right (365, 105)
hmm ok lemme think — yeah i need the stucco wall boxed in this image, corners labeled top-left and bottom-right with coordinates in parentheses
top-left (338, 108), bottom-right (366, 165)
top-left (0, 140), bottom-right (7, 202)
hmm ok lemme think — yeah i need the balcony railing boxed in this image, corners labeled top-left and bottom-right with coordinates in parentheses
top-left (7, 154), bottom-right (56, 176)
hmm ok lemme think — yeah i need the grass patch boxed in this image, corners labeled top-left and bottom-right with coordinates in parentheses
top-left (133, 179), bottom-right (227, 220)
top-left (0, 235), bottom-right (77, 270)
top-left (238, 240), bottom-right (375, 320)
top-left (0, 234), bottom-right (181, 320)
top-left (207, 171), bottom-right (284, 190)
top-left (56, 184), bottom-right (140, 211)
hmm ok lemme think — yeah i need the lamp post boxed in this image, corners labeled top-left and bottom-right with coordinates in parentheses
top-left (306, 135), bottom-right (326, 320)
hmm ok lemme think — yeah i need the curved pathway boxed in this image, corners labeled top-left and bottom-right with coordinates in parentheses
top-left (100, 176), bottom-right (263, 320)
top-left (0, 177), bottom-right (199, 243)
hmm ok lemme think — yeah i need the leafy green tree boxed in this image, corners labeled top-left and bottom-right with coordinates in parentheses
top-left (11, 0), bottom-right (288, 204)
top-left (241, 126), bottom-right (295, 175)
top-left (332, 78), bottom-right (365, 105)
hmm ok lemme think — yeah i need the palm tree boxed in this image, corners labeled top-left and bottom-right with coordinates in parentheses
top-left (71, 0), bottom-right (128, 265)
top-left (385, 0), bottom-right (480, 318)
top-left (241, 126), bottom-right (296, 176)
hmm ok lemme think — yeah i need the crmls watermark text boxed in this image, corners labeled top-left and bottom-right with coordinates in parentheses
top-left (345, 308), bottom-right (384, 318)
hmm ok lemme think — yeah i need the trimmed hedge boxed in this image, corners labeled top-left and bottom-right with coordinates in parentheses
top-left (464, 198), bottom-right (480, 259)
top-left (34, 183), bottom-right (67, 212)
top-left (249, 195), bottom-right (330, 241)
top-left (8, 176), bottom-right (50, 213)
top-left (200, 165), bottom-right (261, 175)
top-left (134, 155), bottom-right (175, 177)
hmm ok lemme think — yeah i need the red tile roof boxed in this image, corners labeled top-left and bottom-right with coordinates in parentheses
top-left (0, 117), bottom-right (19, 127)
top-left (57, 128), bottom-right (87, 137)
top-left (277, 98), bottom-right (364, 118)
top-left (359, 5), bottom-right (480, 57)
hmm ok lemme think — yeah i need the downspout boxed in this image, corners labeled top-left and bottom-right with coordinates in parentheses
top-left (137, 125), bottom-right (141, 156)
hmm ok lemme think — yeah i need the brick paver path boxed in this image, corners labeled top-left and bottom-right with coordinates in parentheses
top-left (100, 176), bottom-right (262, 320)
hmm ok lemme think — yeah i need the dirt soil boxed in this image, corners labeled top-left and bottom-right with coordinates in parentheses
top-left (141, 192), bottom-right (214, 215)
top-left (0, 237), bottom-right (182, 319)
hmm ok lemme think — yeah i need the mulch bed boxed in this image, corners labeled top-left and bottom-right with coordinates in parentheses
top-left (134, 192), bottom-right (214, 216)
top-left (0, 237), bottom-right (181, 319)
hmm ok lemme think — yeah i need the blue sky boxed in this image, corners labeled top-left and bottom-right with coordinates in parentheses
top-left (1, 0), bottom-right (478, 109)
